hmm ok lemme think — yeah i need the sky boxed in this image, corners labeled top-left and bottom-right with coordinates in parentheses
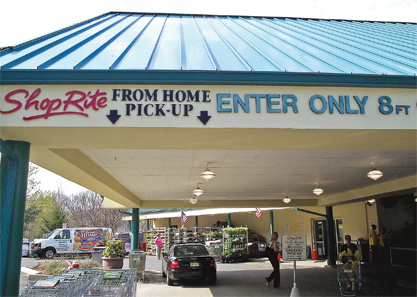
top-left (1, 0), bottom-right (416, 47)
top-left (1, 0), bottom-right (416, 194)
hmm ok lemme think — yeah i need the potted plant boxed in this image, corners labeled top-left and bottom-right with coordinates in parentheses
top-left (102, 240), bottom-right (125, 269)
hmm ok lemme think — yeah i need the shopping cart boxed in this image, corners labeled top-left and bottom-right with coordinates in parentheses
top-left (337, 256), bottom-right (362, 296)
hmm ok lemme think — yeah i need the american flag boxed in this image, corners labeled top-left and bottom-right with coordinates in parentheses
top-left (181, 211), bottom-right (189, 228)
top-left (255, 208), bottom-right (263, 218)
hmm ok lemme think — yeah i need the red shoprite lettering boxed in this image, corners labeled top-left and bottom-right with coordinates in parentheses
top-left (0, 88), bottom-right (108, 120)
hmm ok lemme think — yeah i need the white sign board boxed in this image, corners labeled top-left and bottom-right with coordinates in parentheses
top-left (281, 234), bottom-right (307, 261)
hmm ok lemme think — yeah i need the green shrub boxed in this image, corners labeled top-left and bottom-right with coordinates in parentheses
top-left (102, 240), bottom-right (125, 258)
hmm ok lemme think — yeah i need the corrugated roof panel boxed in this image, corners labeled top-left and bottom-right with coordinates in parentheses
top-left (213, 17), bottom-right (281, 71)
top-left (0, 12), bottom-right (416, 76)
top-left (274, 19), bottom-right (416, 75)
top-left (0, 15), bottom-right (110, 66)
top-left (149, 15), bottom-right (181, 70)
top-left (7, 14), bottom-right (125, 69)
top-left (77, 15), bottom-right (147, 69)
top-left (116, 15), bottom-right (166, 69)
top-left (48, 15), bottom-right (140, 69)
top-left (194, 16), bottom-right (248, 71)
top-left (255, 18), bottom-right (353, 73)
top-left (181, 16), bottom-right (215, 70)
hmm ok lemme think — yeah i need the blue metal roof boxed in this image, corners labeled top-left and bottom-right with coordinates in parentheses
top-left (0, 12), bottom-right (416, 86)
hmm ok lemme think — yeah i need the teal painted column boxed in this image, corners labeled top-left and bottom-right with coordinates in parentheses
top-left (0, 140), bottom-right (30, 297)
top-left (326, 206), bottom-right (336, 266)
top-left (168, 218), bottom-right (171, 228)
top-left (270, 210), bottom-right (274, 234)
top-left (195, 216), bottom-right (198, 228)
top-left (228, 214), bottom-right (231, 227)
top-left (131, 208), bottom-right (139, 250)
top-left (147, 219), bottom-right (150, 231)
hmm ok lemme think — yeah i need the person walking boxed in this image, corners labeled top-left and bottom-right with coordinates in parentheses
top-left (155, 234), bottom-right (163, 260)
top-left (265, 232), bottom-right (280, 289)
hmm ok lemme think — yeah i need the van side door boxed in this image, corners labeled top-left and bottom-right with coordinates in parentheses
top-left (55, 229), bottom-right (72, 254)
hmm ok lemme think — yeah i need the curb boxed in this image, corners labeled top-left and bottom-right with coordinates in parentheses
top-left (21, 267), bottom-right (39, 275)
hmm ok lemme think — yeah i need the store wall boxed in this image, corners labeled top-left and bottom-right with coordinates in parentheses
top-left (150, 201), bottom-right (373, 247)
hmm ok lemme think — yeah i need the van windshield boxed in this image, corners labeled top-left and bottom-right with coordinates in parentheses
top-left (47, 230), bottom-right (60, 239)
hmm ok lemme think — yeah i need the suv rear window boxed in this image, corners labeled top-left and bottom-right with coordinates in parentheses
top-left (174, 245), bottom-right (209, 257)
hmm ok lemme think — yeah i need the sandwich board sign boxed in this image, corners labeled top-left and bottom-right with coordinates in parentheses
top-left (281, 234), bottom-right (307, 261)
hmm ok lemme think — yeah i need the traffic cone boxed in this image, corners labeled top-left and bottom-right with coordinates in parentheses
top-left (312, 242), bottom-right (318, 260)
top-left (278, 253), bottom-right (282, 263)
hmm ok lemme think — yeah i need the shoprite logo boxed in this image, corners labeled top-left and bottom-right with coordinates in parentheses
top-left (0, 88), bottom-right (108, 120)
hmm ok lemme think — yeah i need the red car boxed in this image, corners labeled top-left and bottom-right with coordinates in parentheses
top-left (162, 243), bottom-right (217, 286)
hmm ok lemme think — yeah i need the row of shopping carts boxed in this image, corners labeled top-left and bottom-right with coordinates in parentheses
top-left (19, 269), bottom-right (137, 297)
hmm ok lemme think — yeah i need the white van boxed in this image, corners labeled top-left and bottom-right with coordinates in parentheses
top-left (31, 227), bottom-right (113, 259)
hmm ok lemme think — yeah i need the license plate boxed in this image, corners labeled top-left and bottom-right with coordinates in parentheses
top-left (190, 262), bottom-right (199, 267)
top-left (344, 269), bottom-right (352, 273)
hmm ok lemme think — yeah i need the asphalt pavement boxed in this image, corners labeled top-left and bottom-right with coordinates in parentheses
top-left (20, 256), bottom-right (416, 297)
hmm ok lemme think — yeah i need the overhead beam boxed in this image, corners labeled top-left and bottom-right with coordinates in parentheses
top-left (317, 175), bottom-right (417, 206)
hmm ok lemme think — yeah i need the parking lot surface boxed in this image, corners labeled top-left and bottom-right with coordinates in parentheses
top-left (21, 256), bottom-right (416, 296)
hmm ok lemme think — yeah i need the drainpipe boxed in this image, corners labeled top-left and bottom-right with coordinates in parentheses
top-left (0, 140), bottom-right (31, 297)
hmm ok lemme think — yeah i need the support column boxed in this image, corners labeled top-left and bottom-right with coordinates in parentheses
top-left (326, 206), bottom-right (336, 266)
top-left (0, 140), bottom-right (31, 297)
top-left (195, 216), bottom-right (198, 228)
top-left (228, 214), bottom-right (231, 227)
top-left (270, 210), bottom-right (274, 234)
top-left (131, 208), bottom-right (139, 250)
top-left (168, 218), bottom-right (171, 228)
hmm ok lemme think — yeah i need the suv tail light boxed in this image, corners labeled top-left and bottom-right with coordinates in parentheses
top-left (170, 260), bottom-right (180, 268)
top-left (210, 259), bottom-right (216, 267)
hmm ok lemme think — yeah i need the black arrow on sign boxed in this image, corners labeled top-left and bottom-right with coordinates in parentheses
top-left (107, 110), bottom-right (121, 124)
top-left (197, 110), bottom-right (211, 125)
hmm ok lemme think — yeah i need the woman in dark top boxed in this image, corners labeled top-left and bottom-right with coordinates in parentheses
top-left (265, 232), bottom-right (280, 288)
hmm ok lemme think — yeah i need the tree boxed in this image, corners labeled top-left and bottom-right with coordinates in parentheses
top-left (39, 202), bottom-right (68, 234)
top-left (62, 191), bottom-right (123, 231)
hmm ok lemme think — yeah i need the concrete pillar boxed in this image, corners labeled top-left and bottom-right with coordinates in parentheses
top-left (0, 140), bottom-right (31, 297)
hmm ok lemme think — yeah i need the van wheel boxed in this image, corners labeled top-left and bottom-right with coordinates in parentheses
top-left (44, 248), bottom-right (56, 259)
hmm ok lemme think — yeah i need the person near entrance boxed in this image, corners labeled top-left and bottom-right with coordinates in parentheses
top-left (155, 234), bottom-right (163, 260)
top-left (369, 224), bottom-right (379, 263)
top-left (378, 226), bottom-right (391, 268)
top-left (265, 232), bottom-right (280, 288)
top-left (339, 235), bottom-right (361, 292)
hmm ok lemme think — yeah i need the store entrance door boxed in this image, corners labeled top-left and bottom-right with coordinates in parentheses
top-left (312, 219), bottom-right (344, 259)
top-left (313, 220), bottom-right (327, 259)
